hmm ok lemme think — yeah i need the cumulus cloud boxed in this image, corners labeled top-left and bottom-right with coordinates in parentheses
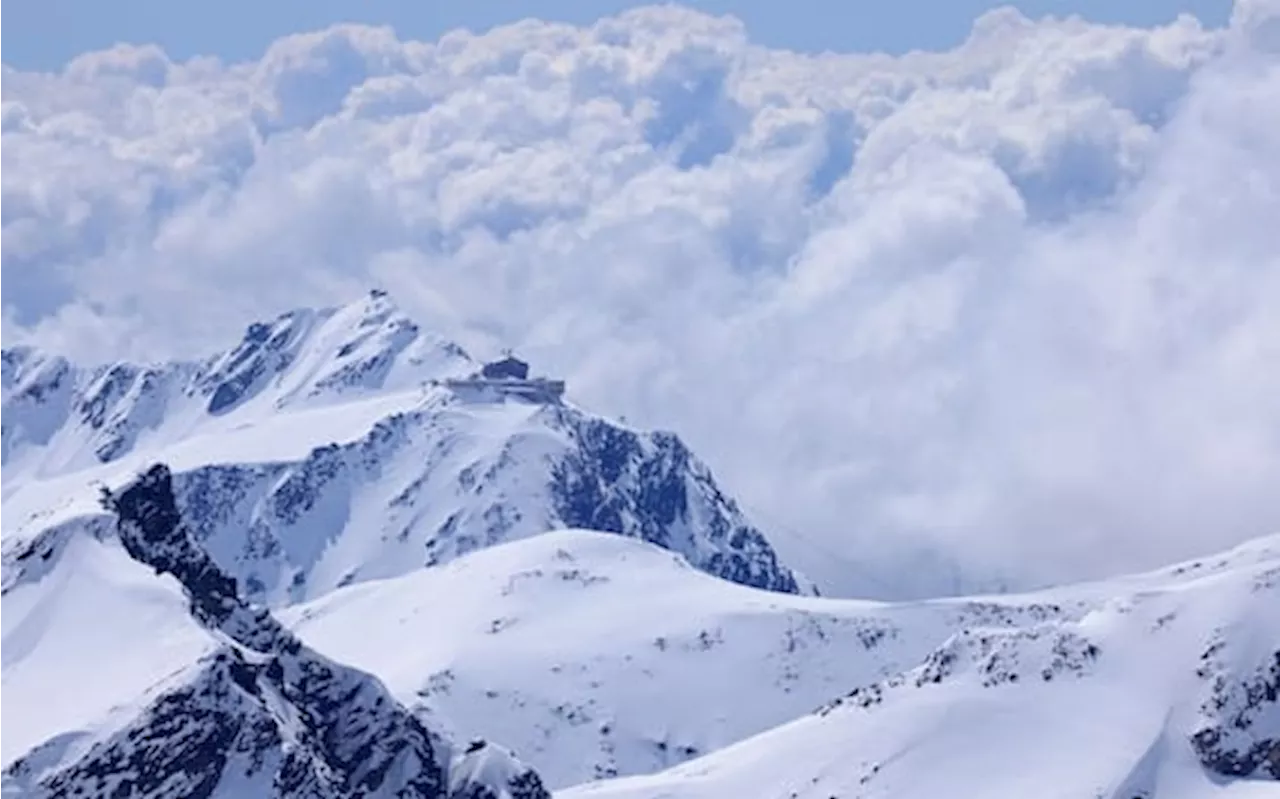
top-left (3, 3), bottom-right (1278, 597)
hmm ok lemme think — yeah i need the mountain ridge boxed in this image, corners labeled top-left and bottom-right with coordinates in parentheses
top-left (2, 291), bottom-right (808, 602)
top-left (4, 463), bottom-right (552, 799)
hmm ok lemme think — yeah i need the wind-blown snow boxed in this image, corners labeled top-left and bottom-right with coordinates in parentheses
top-left (4, 3), bottom-right (1280, 597)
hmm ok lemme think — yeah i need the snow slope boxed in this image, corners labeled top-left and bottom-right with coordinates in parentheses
top-left (562, 539), bottom-right (1280, 799)
top-left (0, 532), bottom-right (213, 766)
top-left (288, 530), bottom-right (1280, 793)
top-left (2, 292), bottom-right (805, 602)
top-left (287, 530), bottom-right (974, 786)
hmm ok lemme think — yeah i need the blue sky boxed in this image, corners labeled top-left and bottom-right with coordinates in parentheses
top-left (3, 0), bottom-right (1231, 68)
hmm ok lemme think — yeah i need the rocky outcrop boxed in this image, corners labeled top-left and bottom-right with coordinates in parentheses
top-left (2, 464), bottom-right (550, 799)
top-left (548, 412), bottom-right (803, 594)
top-left (1192, 639), bottom-right (1280, 780)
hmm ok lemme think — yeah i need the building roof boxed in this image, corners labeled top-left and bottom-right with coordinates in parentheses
top-left (481, 356), bottom-right (530, 380)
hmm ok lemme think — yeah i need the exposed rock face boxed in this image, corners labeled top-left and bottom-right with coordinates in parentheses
top-left (546, 411), bottom-right (803, 595)
top-left (2, 464), bottom-right (550, 799)
top-left (154, 401), bottom-right (807, 600)
top-left (1192, 639), bottom-right (1280, 780)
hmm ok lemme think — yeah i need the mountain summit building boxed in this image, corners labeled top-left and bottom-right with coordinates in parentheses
top-left (445, 354), bottom-right (565, 403)
top-left (481, 355), bottom-right (530, 381)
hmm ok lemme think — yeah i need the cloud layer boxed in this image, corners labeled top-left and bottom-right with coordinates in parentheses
top-left (4, 2), bottom-right (1279, 597)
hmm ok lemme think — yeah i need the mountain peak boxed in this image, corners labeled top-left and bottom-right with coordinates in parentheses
top-left (3, 293), bottom-right (808, 605)
top-left (195, 291), bottom-right (474, 416)
top-left (1, 291), bottom-right (478, 470)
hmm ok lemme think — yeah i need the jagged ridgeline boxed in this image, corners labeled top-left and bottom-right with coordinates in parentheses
top-left (2, 291), bottom-right (807, 605)
top-left (3, 463), bottom-right (551, 799)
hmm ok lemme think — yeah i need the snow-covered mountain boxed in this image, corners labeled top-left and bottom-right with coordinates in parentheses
top-left (2, 291), bottom-right (805, 602)
top-left (561, 536), bottom-right (1280, 799)
top-left (3, 293), bottom-right (1276, 798)
top-left (3, 464), bottom-right (551, 799)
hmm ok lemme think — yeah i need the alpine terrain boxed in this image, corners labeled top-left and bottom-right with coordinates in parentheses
top-left (2, 293), bottom-right (1277, 798)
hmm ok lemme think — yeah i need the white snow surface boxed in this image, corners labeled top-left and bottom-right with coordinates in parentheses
top-left (560, 536), bottom-right (1280, 799)
top-left (286, 529), bottom-right (919, 785)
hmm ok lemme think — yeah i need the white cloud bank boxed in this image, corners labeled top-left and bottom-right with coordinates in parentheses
top-left (3, 2), bottom-right (1279, 597)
